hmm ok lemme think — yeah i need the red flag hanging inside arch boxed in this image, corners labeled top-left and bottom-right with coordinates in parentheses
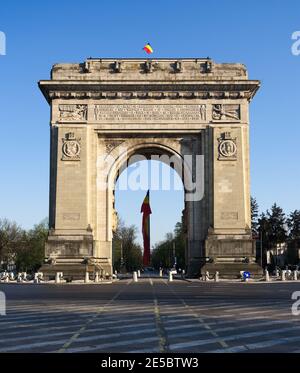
top-left (141, 190), bottom-right (152, 266)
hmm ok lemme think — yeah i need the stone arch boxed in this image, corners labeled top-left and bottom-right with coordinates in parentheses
top-left (105, 141), bottom-right (192, 242)
top-left (39, 58), bottom-right (262, 279)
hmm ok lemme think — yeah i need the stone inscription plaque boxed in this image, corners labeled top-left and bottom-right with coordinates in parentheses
top-left (94, 104), bottom-right (206, 122)
top-left (63, 213), bottom-right (80, 221)
top-left (221, 211), bottom-right (238, 220)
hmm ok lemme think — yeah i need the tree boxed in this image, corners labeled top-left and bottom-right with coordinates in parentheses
top-left (0, 218), bottom-right (24, 269)
top-left (287, 210), bottom-right (300, 242)
top-left (112, 218), bottom-right (142, 272)
top-left (173, 221), bottom-right (186, 269)
top-left (15, 219), bottom-right (48, 272)
top-left (151, 221), bottom-right (186, 270)
top-left (251, 197), bottom-right (259, 238)
top-left (286, 210), bottom-right (300, 264)
top-left (265, 203), bottom-right (287, 248)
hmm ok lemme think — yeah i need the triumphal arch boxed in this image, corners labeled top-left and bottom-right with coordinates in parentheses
top-left (39, 58), bottom-right (261, 279)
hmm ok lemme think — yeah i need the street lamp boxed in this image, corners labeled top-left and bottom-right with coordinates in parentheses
top-left (120, 242), bottom-right (124, 273)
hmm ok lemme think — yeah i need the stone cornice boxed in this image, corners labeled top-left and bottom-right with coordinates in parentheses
top-left (39, 80), bottom-right (260, 103)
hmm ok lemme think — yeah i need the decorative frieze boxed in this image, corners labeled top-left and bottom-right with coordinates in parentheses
top-left (59, 104), bottom-right (87, 121)
top-left (212, 104), bottom-right (240, 121)
top-left (93, 104), bottom-right (207, 122)
top-left (49, 91), bottom-right (247, 101)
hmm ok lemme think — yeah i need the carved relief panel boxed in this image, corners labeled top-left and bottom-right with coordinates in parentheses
top-left (62, 132), bottom-right (81, 161)
top-left (59, 104), bottom-right (87, 121)
top-left (217, 132), bottom-right (237, 161)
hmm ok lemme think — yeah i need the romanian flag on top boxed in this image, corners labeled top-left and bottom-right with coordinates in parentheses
top-left (143, 43), bottom-right (153, 54)
top-left (141, 190), bottom-right (152, 266)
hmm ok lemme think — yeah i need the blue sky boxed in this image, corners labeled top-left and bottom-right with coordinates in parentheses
top-left (0, 0), bottom-right (299, 246)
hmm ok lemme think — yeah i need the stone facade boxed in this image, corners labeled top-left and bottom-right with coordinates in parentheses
top-left (39, 58), bottom-right (261, 279)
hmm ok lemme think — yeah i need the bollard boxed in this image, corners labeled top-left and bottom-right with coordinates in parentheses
top-left (55, 272), bottom-right (61, 284)
top-left (265, 269), bottom-right (270, 282)
top-left (240, 271), bottom-right (247, 282)
top-left (85, 272), bottom-right (90, 283)
top-left (137, 270), bottom-right (141, 278)
top-left (95, 271), bottom-right (99, 283)
top-left (281, 270), bottom-right (286, 281)
top-left (275, 268), bottom-right (280, 278)
top-left (215, 271), bottom-right (219, 282)
top-left (34, 273), bottom-right (39, 284)
top-left (4, 276), bottom-right (9, 283)
top-left (17, 273), bottom-right (22, 283)
top-left (293, 270), bottom-right (298, 281)
top-left (168, 271), bottom-right (173, 282)
top-left (205, 271), bottom-right (210, 281)
top-left (133, 271), bottom-right (138, 282)
top-left (9, 272), bottom-right (14, 281)
top-left (159, 269), bottom-right (163, 277)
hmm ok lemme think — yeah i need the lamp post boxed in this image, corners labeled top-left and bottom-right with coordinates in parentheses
top-left (260, 229), bottom-right (263, 268)
top-left (120, 242), bottom-right (124, 273)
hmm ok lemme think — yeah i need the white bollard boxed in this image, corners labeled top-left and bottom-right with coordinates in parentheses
top-left (17, 273), bottom-right (22, 283)
top-left (95, 271), bottom-right (99, 283)
top-left (133, 271), bottom-right (138, 282)
top-left (205, 271), bottom-right (210, 281)
top-left (159, 269), bottom-right (163, 277)
top-left (281, 270), bottom-right (286, 281)
top-left (215, 271), bottom-right (219, 282)
top-left (168, 271), bottom-right (173, 282)
top-left (4, 276), bottom-right (9, 283)
top-left (137, 270), bottom-right (141, 278)
top-left (9, 272), bottom-right (14, 281)
top-left (55, 272), bottom-right (61, 284)
top-left (293, 270), bottom-right (298, 281)
top-left (34, 273), bottom-right (39, 284)
top-left (265, 269), bottom-right (270, 282)
top-left (85, 272), bottom-right (90, 283)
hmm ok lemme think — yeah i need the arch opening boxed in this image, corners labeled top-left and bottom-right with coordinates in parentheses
top-left (112, 158), bottom-right (186, 274)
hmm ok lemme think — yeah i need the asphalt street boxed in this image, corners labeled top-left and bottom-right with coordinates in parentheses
top-left (0, 278), bottom-right (300, 353)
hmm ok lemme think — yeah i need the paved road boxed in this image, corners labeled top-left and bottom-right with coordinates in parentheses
top-left (0, 278), bottom-right (300, 353)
